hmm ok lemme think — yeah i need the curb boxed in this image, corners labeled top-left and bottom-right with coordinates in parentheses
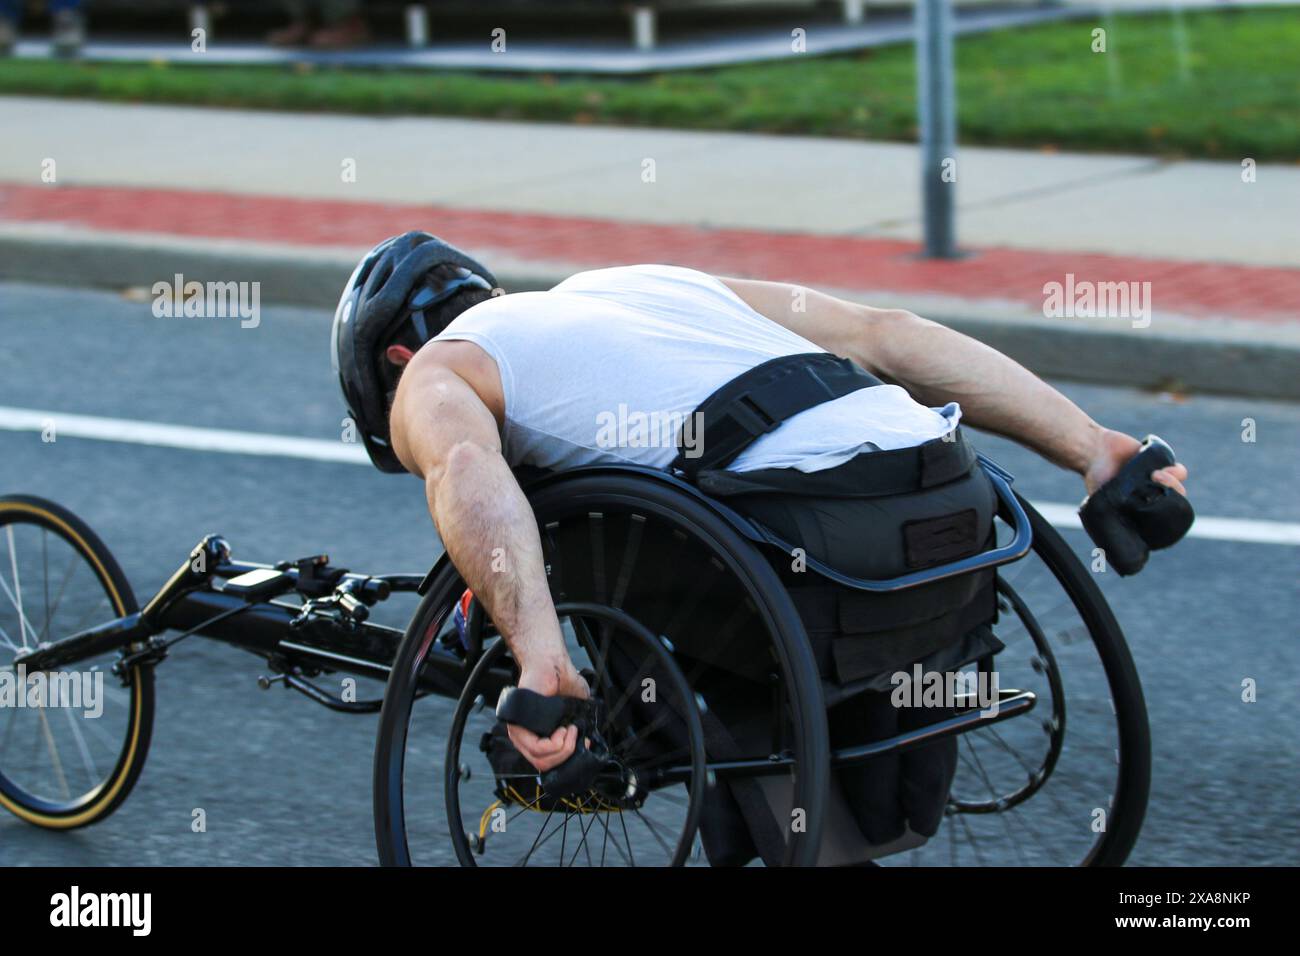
top-left (3, 228), bottom-right (1296, 402)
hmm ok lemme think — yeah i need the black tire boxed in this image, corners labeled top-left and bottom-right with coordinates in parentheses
top-left (0, 495), bottom-right (154, 829)
top-left (374, 473), bottom-right (831, 867)
top-left (1018, 495), bottom-right (1150, 866)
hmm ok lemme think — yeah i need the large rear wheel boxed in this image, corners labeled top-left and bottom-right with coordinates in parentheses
top-left (881, 495), bottom-right (1150, 866)
top-left (374, 473), bottom-right (831, 867)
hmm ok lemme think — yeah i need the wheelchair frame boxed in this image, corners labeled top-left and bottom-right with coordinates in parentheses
top-left (0, 456), bottom-right (1150, 865)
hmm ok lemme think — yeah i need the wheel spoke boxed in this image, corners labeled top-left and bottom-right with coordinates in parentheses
top-left (979, 724), bottom-right (1042, 777)
top-left (41, 529), bottom-right (50, 643)
top-left (658, 559), bottom-right (719, 640)
top-left (950, 804), bottom-right (988, 866)
top-left (36, 707), bottom-right (72, 800)
top-left (963, 737), bottom-right (1030, 864)
top-left (515, 805), bottom-right (568, 866)
top-left (610, 514), bottom-right (646, 611)
top-left (62, 703), bottom-right (99, 785)
top-left (1006, 802), bottom-right (1060, 860)
top-left (632, 806), bottom-right (675, 858)
top-left (618, 806), bottom-right (638, 867)
top-left (564, 798), bottom-right (599, 867)
top-left (0, 702), bottom-right (19, 758)
top-left (641, 784), bottom-right (691, 808)
top-left (958, 735), bottom-right (1001, 801)
top-left (587, 513), bottom-right (607, 606)
top-left (2, 526), bottom-right (39, 650)
top-left (75, 710), bottom-right (121, 751)
top-left (586, 802), bottom-right (634, 867)
top-left (38, 549), bottom-right (83, 644)
top-left (0, 620), bottom-right (23, 654)
top-left (60, 595), bottom-right (114, 643)
top-left (601, 652), bottom-right (657, 729)
top-left (599, 805), bottom-right (611, 866)
top-left (1000, 595), bottom-right (1077, 641)
top-left (558, 808), bottom-right (570, 865)
top-left (613, 696), bottom-right (682, 745)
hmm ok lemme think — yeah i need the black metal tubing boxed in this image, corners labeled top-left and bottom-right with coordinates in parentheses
top-left (506, 457), bottom-right (1032, 594)
top-left (211, 558), bottom-right (424, 602)
top-left (157, 589), bottom-right (472, 697)
top-left (14, 540), bottom-right (452, 697)
top-left (156, 590), bottom-right (298, 655)
top-left (748, 457), bottom-right (1033, 593)
top-left (141, 534), bottom-right (232, 629)
top-left (13, 536), bottom-right (234, 671)
top-left (11, 611), bottom-right (151, 672)
top-left (280, 673), bottom-right (384, 713)
top-left (649, 689), bottom-right (1036, 787)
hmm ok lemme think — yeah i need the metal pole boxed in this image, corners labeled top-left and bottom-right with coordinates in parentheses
top-left (916, 0), bottom-right (958, 258)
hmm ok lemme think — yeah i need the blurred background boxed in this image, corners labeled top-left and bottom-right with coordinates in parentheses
top-left (0, 0), bottom-right (1296, 866)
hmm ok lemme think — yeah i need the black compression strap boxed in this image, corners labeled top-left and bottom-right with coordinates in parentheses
top-left (671, 353), bottom-right (883, 480)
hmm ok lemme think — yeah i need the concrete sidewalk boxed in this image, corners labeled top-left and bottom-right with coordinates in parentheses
top-left (1, 97), bottom-right (1296, 397)
top-left (4, 97), bottom-right (1295, 266)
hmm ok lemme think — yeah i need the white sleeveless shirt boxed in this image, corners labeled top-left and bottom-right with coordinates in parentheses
top-left (435, 265), bottom-right (959, 474)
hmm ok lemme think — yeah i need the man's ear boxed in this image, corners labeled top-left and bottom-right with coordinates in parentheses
top-left (386, 344), bottom-right (415, 367)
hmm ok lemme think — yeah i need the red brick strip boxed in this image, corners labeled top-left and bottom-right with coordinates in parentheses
top-left (2, 182), bottom-right (1295, 323)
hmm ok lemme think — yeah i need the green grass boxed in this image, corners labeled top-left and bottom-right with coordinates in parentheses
top-left (1, 8), bottom-right (1296, 159)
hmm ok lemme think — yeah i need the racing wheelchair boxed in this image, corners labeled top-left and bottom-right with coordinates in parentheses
top-left (0, 440), bottom-right (1157, 867)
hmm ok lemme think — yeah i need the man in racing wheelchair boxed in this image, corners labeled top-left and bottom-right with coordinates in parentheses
top-left (332, 231), bottom-right (1191, 866)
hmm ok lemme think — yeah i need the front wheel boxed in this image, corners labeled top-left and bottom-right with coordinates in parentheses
top-left (0, 495), bottom-right (155, 829)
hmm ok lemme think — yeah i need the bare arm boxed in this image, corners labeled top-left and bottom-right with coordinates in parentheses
top-left (390, 347), bottom-right (585, 770)
top-left (720, 277), bottom-right (1188, 496)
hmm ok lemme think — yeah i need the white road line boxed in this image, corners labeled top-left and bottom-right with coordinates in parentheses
top-left (0, 405), bottom-right (368, 465)
top-left (2, 406), bottom-right (1298, 547)
top-left (1027, 503), bottom-right (1300, 546)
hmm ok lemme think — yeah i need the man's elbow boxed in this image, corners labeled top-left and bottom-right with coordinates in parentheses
top-left (443, 438), bottom-right (493, 477)
top-left (428, 439), bottom-right (497, 493)
top-left (860, 304), bottom-right (922, 330)
top-left (851, 304), bottom-right (922, 375)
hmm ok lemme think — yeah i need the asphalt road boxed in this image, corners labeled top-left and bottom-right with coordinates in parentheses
top-left (0, 281), bottom-right (1296, 866)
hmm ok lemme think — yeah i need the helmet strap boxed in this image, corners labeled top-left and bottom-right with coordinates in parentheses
top-left (409, 310), bottom-right (430, 342)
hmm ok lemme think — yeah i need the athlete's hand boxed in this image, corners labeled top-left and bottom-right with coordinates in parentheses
top-left (506, 657), bottom-right (590, 773)
top-left (1084, 428), bottom-right (1189, 498)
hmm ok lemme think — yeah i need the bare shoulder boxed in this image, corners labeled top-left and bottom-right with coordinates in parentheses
top-left (408, 339), bottom-right (506, 425)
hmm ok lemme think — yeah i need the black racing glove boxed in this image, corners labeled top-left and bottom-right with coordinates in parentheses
top-left (1079, 435), bottom-right (1194, 576)
top-left (495, 685), bottom-right (609, 799)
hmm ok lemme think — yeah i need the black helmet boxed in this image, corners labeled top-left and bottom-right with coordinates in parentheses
top-left (331, 231), bottom-right (496, 473)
